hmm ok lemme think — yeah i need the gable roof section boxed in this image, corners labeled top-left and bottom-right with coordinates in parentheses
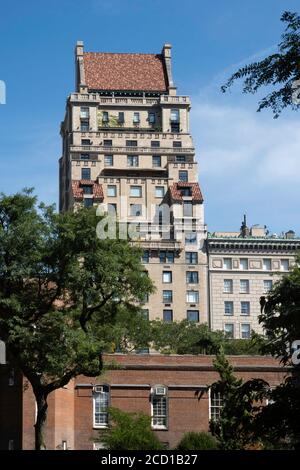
top-left (83, 52), bottom-right (168, 92)
top-left (169, 182), bottom-right (204, 203)
top-left (72, 180), bottom-right (104, 201)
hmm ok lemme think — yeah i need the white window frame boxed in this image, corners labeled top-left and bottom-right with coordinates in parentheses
top-left (162, 271), bottom-right (172, 283)
top-left (223, 258), bottom-right (232, 270)
top-left (223, 279), bottom-right (233, 293)
top-left (104, 155), bottom-right (113, 167)
top-left (93, 386), bottom-right (110, 429)
top-left (241, 323), bottom-right (251, 339)
top-left (107, 185), bottom-right (117, 197)
top-left (224, 301), bottom-right (234, 316)
top-left (241, 301), bottom-right (250, 316)
top-left (208, 389), bottom-right (223, 421)
top-left (240, 279), bottom-right (249, 294)
top-left (130, 185), bottom-right (142, 197)
top-left (186, 290), bottom-right (199, 303)
top-left (155, 186), bottom-right (165, 198)
top-left (151, 386), bottom-right (168, 430)
top-left (224, 323), bottom-right (234, 338)
top-left (239, 258), bottom-right (248, 270)
top-left (280, 259), bottom-right (289, 272)
top-left (263, 280), bottom-right (273, 293)
top-left (263, 258), bottom-right (272, 271)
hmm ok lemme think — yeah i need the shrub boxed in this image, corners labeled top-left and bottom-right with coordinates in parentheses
top-left (176, 432), bottom-right (219, 450)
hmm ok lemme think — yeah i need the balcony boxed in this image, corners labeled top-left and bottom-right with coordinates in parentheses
top-left (70, 94), bottom-right (160, 106)
top-left (70, 145), bottom-right (195, 155)
top-left (133, 239), bottom-right (182, 251)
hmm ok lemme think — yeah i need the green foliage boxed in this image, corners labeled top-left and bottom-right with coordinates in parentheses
top-left (223, 332), bottom-right (267, 355)
top-left (176, 432), bottom-right (218, 450)
top-left (98, 408), bottom-right (164, 450)
top-left (222, 11), bottom-right (300, 117)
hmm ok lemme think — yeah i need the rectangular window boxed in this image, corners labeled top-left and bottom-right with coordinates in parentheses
top-left (130, 204), bottom-right (142, 217)
top-left (151, 141), bottom-right (160, 148)
top-left (133, 112), bottom-right (140, 123)
top-left (162, 271), bottom-right (172, 283)
top-left (151, 390), bottom-right (167, 429)
top-left (93, 386), bottom-right (109, 428)
top-left (240, 280), bottom-right (249, 293)
top-left (81, 139), bottom-right (91, 145)
top-left (241, 324), bottom-right (251, 339)
top-left (107, 185), bottom-right (117, 197)
top-left (127, 155), bottom-right (139, 167)
top-left (80, 153), bottom-right (90, 160)
top-left (152, 156), bottom-right (161, 167)
top-left (107, 203), bottom-right (117, 215)
top-left (142, 251), bottom-right (149, 264)
top-left (173, 141), bottom-right (182, 148)
top-left (263, 280), bottom-right (273, 293)
top-left (183, 201), bottom-right (193, 217)
top-left (181, 187), bottom-right (192, 196)
top-left (239, 258), bottom-right (248, 270)
top-left (186, 271), bottom-right (198, 284)
top-left (179, 170), bottom-right (188, 182)
top-left (126, 140), bottom-right (138, 147)
top-left (223, 258), bottom-right (232, 270)
top-left (82, 185), bottom-right (93, 195)
top-left (118, 112), bottom-right (124, 124)
top-left (80, 119), bottom-right (89, 132)
top-left (141, 309), bottom-right (149, 320)
top-left (80, 107), bottom-right (89, 118)
top-left (223, 279), bottom-right (233, 293)
top-left (263, 259), bottom-right (272, 271)
top-left (130, 185), bottom-right (142, 197)
top-left (163, 290), bottom-right (173, 303)
top-left (280, 259), bottom-right (289, 271)
top-left (186, 291), bottom-right (199, 303)
top-left (163, 309), bottom-right (173, 322)
top-left (187, 310), bottom-right (199, 322)
top-left (102, 111), bottom-right (109, 123)
top-left (224, 301), bottom-right (234, 316)
top-left (170, 108), bottom-right (179, 122)
top-left (185, 252), bottom-right (198, 264)
top-left (81, 168), bottom-right (91, 180)
top-left (209, 391), bottom-right (223, 421)
top-left (159, 251), bottom-right (174, 264)
top-left (104, 155), bottom-right (113, 166)
top-left (224, 323), bottom-right (234, 338)
top-left (155, 186), bottom-right (165, 198)
top-left (176, 155), bottom-right (186, 163)
top-left (241, 301), bottom-right (250, 316)
top-left (185, 232), bottom-right (197, 245)
top-left (103, 139), bottom-right (112, 147)
top-left (148, 112), bottom-right (156, 124)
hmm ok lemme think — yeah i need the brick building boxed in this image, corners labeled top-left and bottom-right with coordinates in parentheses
top-left (0, 354), bottom-right (289, 450)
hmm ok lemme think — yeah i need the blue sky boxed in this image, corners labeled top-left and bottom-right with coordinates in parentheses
top-left (0, 0), bottom-right (299, 234)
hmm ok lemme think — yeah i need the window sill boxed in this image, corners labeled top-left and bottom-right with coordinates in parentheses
top-left (93, 425), bottom-right (108, 430)
top-left (151, 427), bottom-right (168, 431)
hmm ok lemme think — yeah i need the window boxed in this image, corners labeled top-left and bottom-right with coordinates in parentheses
top-left (107, 185), bottom-right (116, 197)
top-left (80, 120), bottom-right (89, 132)
top-left (173, 141), bottom-right (182, 148)
top-left (179, 170), bottom-right (188, 182)
top-left (103, 139), bottom-right (112, 147)
top-left (240, 280), bottom-right (249, 294)
top-left (159, 251), bottom-right (174, 264)
top-left (241, 324), bottom-right (251, 339)
top-left (280, 259), bottom-right (289, 271)
top-left (163, 290), bottom-right (173, 303)
top-left (155, 186), bottom-right (165, 198)
top-left (224, 323), bottom-right (234, 338)
top-left (181, 187), bottom-right (192, 196)
top-left (81, 168), bottom-right (91, 180)
top-left (163, 309), bottom-right (173, 322)
top-left (151, 387), bottom-right (167, 429)
top-left (151, 141), bottom-right (160, 148)
top-left (264, 280), bottom-right (273, 293)
top-left (152, 156), bottom-right (161, 167)
top-left (118, 112), bottom-right (124, 124)
top-left (130, 185), bottom-right (142, 197)
top-left (148, 112), bottom-right (155, 124)
top-left (223, 279), bottom-right (233, 293)
top-left (186, 291), bottom-right (199, 303)
top-left (176, 155), bottom-right (186, 163)
top-left (142, 251), bottom-right (149, 264)
top-left (80, 153), bottom-right (90, 160)
top-left (81, 139), bottom-right (90, 145)
top-left (183, 201), bottom-right (193, 217)
top-left (80, 107), bottom-right (89, 118)
top-left (102, 111), bottom-right (109, 123)
top-left (82, 185), bottom-right (93, 195)
top-left (141, 309), bottom-right (149, 320)
top-left (241, 301), bottom-right (250, 316)
top-left (186, 252), bottom-right (198, 264)
top-left (185, 232), bottom-right (197, 245)
top-left (93, 385), bottom-right (109, 428)
top-left (186, 271), bottom-right (199, 284)
top-left (127, 155), bottom-right (139, 167)
top-left (263, 259), bottom-right (272, 271)
top-left (130, 204), bottom-right (142, 217)
top-left (133, 112), bottom-right (140, 124)
top-left (107, 203), bottom-right (117, 215)
top-left (209, 391), bottom-right (223, 421)
top-left (223, 258), bottom-right (232, 270)
top-left (104, 155), bottom-right (113, 166)
top-left (126, 140), bottom-right (137, 147)
top-left (8, 439), bottom-right (14, 450)
top-left (170, 108), bottom-right (179, 122)
top-left (224, 301), bottom-right (234, 316)
top-left (187, 310), bottom-right (199, 322)
top-left (162, 271), bottom-right (172, 283)
top-left (239, 258), bottom-right (248, 270)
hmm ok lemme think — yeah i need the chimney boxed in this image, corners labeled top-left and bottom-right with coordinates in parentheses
top-left (162, 43), bottom-right (176, 96)
top-left (75, 41), bottom-right (87, 93)
top-left (240, 214), bottom-right (250, 238)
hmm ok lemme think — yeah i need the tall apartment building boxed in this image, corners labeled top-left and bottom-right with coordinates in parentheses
top-left (59, 41), bottom-right (208, 325)
top-left (207, 220), bottom-right (300, 339)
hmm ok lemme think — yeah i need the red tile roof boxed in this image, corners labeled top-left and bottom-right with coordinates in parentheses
top-left (83, 53), bottom-right (167, 91)
top-left (169, 182), bottom-right (204, 203)
top-left (72, 180), bottom-right (104, 201)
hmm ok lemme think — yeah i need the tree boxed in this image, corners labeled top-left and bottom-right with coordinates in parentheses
top-left (0, 190), bottom-right (153, 450)
top-left (256, 257), bottom-right (300, 448)
top-left (176, 432), bottom-right (218, 450)
top-left (222, 11), bottom-right (300, 118)
top-left (208, 351), bottom-right (268, 450)
top-left (98, 408), bottom-right (163, 450)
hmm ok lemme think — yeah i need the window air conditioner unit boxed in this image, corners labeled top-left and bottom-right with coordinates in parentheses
top-left (93, 385), bottom-right (104, 393)
top-left (155, 386), bottom-right (166, 396)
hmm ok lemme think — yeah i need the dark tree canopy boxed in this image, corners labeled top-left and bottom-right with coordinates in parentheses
top-left (222, 11), bottom-right (300, 118)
